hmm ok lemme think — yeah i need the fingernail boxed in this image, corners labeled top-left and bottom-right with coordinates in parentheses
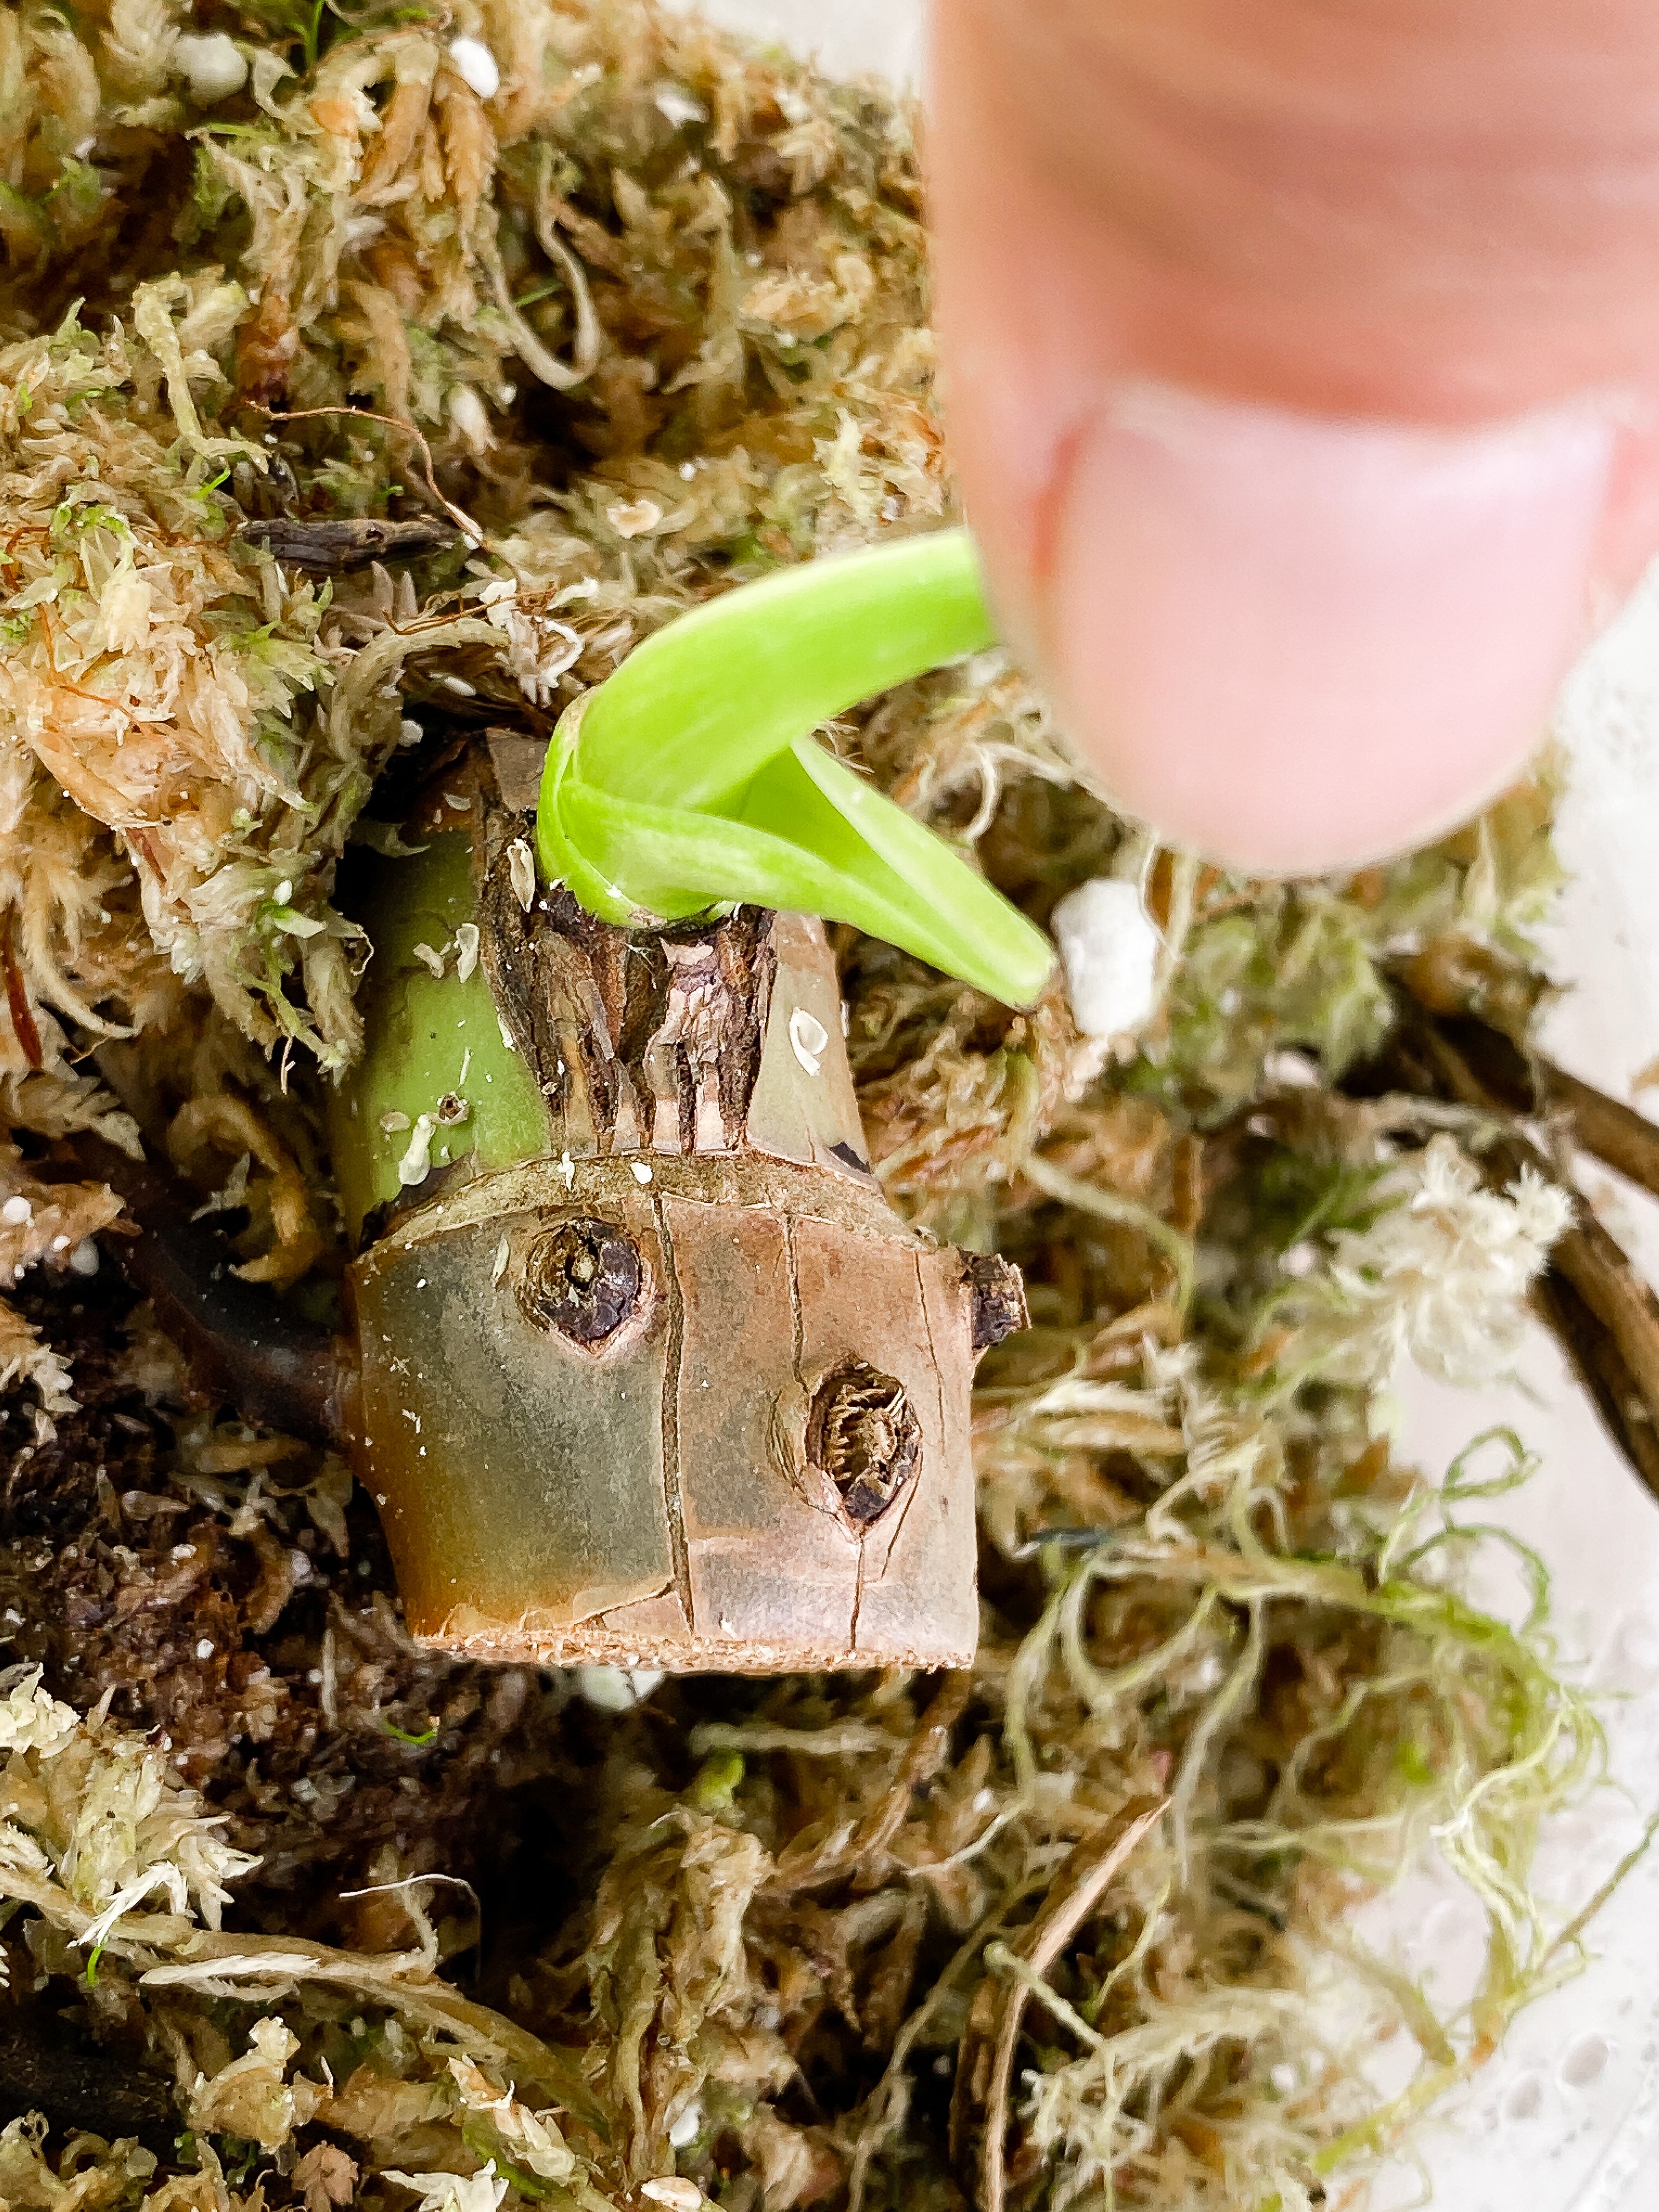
top-left (1040, 383), bottom-right (1616, 872)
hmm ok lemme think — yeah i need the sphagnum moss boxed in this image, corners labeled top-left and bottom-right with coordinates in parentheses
top-left (0, 4), bottom-right (1639, 2210)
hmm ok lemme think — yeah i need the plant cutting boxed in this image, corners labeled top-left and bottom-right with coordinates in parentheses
top-left (328, 528), bottom-right (1049, 1672)
top-left (97, 529), bottom-right (1054, 1673)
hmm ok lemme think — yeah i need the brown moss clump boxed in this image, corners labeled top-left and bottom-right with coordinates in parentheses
top-left (0, 5), bottom-right (1617, 2211)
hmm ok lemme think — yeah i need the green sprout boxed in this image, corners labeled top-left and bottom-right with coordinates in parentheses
top-left (377, 1713), bottom-right (439, 1747)
top-left (535, 527), bottom-right (1056, 1009)
top-left (248, 0), bottom-right (331, 70)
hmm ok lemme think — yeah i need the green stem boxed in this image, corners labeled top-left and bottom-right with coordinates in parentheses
top-left (535, 528), bottom-right (1057, 1009)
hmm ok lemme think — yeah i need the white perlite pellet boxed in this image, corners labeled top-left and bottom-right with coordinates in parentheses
top-left (448, 36), bottom-right (500, 99)
top-left (1051, 877), bottom-right (1162, 1040)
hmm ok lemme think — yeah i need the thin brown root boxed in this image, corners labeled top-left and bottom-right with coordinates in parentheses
top-left (1394, 995), bottom-right (1659, 1205)
top-left (2, 907), bottom-right (42, 1070)
top-left (255, 405), bottom-right (486, 546)
top-left (1531, 1268), bottom-right (1659, 1503)
top-left (952, 1800), bottom-right (1165, 2212)
top-left (70, 1130), bottom-right (357, 1446)
top-left (1368, 1003), bottom-right (1659, 1507)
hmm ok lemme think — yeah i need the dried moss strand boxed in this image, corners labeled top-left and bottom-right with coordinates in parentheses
top-left (972, 1807), bottom-right (1166, 2212)
top-left (1020, 1153), bottom-right (1197, 1317)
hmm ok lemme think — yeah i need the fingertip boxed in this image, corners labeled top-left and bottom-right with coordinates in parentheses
top-left (927, 0), bottom-right (1659, 872)
top-left (1026, 385), bottom-right (1617, 874)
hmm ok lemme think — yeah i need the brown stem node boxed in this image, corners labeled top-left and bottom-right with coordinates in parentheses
top-left (518, 1217), bottom-right (646, 1348)
top-left (806, 1362), bottom-right (922, 1527)
top-left (966, 1254), bottom-right (1030, 1352)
